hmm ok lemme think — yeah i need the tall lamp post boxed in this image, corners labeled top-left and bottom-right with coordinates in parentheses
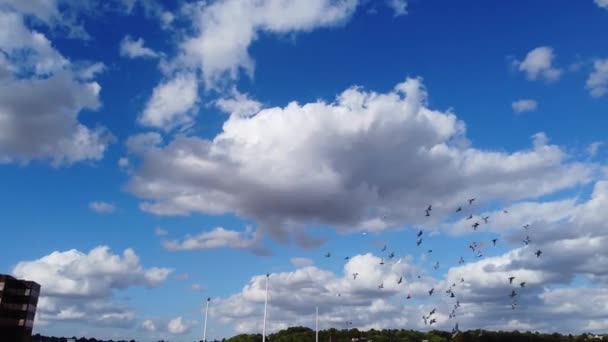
top-left (262, 273), bottom-right (269, 342)
top-left (315, 306), bottom-right (319, 342)
top-left (203, 297), bottom-right (210, 342)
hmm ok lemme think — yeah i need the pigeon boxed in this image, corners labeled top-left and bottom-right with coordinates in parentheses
top-left (469, 242), bottom-right (477, 251)
top-left (427, 205), bottom-right (432, 212)
top-left (417, 238), bottom-right (423, 246)
top-left (509, 276), bottom-right (516, 284)
top-left (388, 252), bottom-right (395, 259)
top-left (429, 288), bottom-right (435, 296)
top-left (417, 230), bottom-right (423, 237)
top-left (509, 290), bottom-right (517, 298)
top-left (456, 207), bottom-right (462, 212)
top-left (325, 252), bottom-right (331, 258)
top-left (345, 256), bottom-right (350, 260)
top-left (352, 273), bottom-right (359, 280)
top-left (450, 292), bottom-right (456, 298)
top-left (378, 283), bottom-right (384, 289)
top-left (535, 250), bottom-right (542, 258)
top-left (425, 209), bottom-right (431, 217)
top-left (492, 238), bottom-right (498, 246)
top-left (468, 198), bottom-right (476, 205)
top-left (429, 308), bottom-right (436, 316)
top-left (483, 216), bottom-right (490, 224)
top-left (434, 262), bottom-right (440, 270)
top-left (520, 282), bottom-right (526, 288)
top-left (466, 214), bottom-right (473, 220)
top-left (472, 222), bottom-right (480, 230)
top-left (397, 276), bottom-right (403, 284)
top-left (459, 256), bottom-right (465, 264)
top-left (430, 318), bottom-right (437, 325)
top-left (523, 236), bottom-right (531, 245)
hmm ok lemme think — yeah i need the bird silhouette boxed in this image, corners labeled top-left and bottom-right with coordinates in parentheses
top-left (427, 205), bottom-right (432, 211)
top-left (434, 262), bottom-right (440, 270)
top-left (378, 282), bottom-right (384, 289)
top-left (509, 290), bottom-right (517, 298)
top-left (523, 236), bottom-right (531, 245)
top-left (450, 292), bottom-right (456, 298)
top-left (345, 256), bottom-right (350, 260)
top-left (325, 252), bottom-right (331, 258)
top-left (492, 238), bottom-right (498, 246)
top-left (388, 252), bottom-right (395, 259)
top-left (425, 209), bottom-right (431, 217)
top-left (379, 258), bottom-right (385, 265)
top-left (523, 224), bottom-right (531, 230)
top-left (381, 244), bottom-right (387, 252)
top-left (472, 222), bottom-right (480, 230)
top-left (427, 249), bottom-right (433, 253)
top-left (535, 250), bottom-right (542, 258)
top-left (466, 214), bottom-right (473, 220)
top-left (456, 206), bottom-right (462, 212)
top-left (407, 294), bottom-right (412, 299)
top-left (430, 318), bottom-right (437, 325)
top-left (429, 288), bottom-right (435, 296)
top-left (483, 216), bottom-right (490, 224)
top-left (458, 257), bottom-right (465, 264)
top-left (509, 276), bottom-right (516, 284)
top-left (417, 230), bottom-right (423, 237)
top-left (520, 282), bottom-right (526, 288)
top-left (417, 238), bottom-right (423, 246)
top-left (503, 209), bottom-right (509, 213)
top-left (429, 308), bottom-right (436, 315)
top-left (468, 198), bottom-right (476, 205)
top-left (352, 273), bottom-right (358, 280)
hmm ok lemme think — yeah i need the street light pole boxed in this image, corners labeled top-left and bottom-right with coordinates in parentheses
top-left (315, 306), bottom-right (319, 342)
top-left (203, 297), bottom-right (210, 342)
top-left (262, 273), bottom-right (269, 342)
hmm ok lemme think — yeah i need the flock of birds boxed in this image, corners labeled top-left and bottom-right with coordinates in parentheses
top-left (321, 197), bottom-right (543, 336)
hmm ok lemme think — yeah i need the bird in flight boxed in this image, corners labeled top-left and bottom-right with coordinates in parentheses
top-left (434, 262), bottom-right (440, 270)
top-left (378, 282), bottom-right (384, 289)
top-left (450, 292), bottom-right (456, 298)
top-left (503, 209), bottom-right (509, 214)
top-left (425, 209), bottom-right (431, 217)
top-left (417, 230), bottom-right (423, 237)
top-left (469, 242), bottom-right (477, 251)
top-left (456, 206), bottom-right (462, 212)
top-left (352, 273), bottom-right (359, 280)
top-left (458, 257), bottom-right (465, 264)
top-left (468, 198), bottom-right (476, 205)
top-left (345, 256), bottom-right (350, 260)
top-left (381, 244), bottom-right (387, 252)
top-left (509, 290), bottom-right (517, 298)
top-left (466, 214), bottom-right (473, 220)
top-left (417, 238), bottom-right (423, 246)
top-left (483, 216), bottom-right (490, 224)
top-left (427, 205), bottom-right (432, 212)
top-left (492, 238), bottom-right (498, 246)
top-left (429, 318), bottom-right (437, 325)
top-left (325, 252), bottom-right (331, 258)
top-left (407, 294), bottom-right (412, 299)
top-left (422, 315), bottom-right (428, 325)
top-left (427, 249), bottom-right (433, 253)
top-left (379, 258), bottom-right (385, 265)
top-left (429, 288), bottom-right (435, 296)
top-left (520, 282), bottom-right (526, 288)
top-left (397, 276), bottom-right (403, 284)
top-left (429, 308), bottom-right (436, 316)
top-left (388, 251), bottom-right (395, 259)
top-left (535, 250), bottom-right (542, 258)
top-left (472, 222), bottom-right (480, 230)
top-left (509, 276), bottom-right (516, 284)
top-left (523, 236), bottom-right (531, 245)
top-left (523, 224), bottom-right (531, 230)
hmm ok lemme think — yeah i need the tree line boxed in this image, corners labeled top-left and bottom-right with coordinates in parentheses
top-left (31, 327), bottom-right (604, 342)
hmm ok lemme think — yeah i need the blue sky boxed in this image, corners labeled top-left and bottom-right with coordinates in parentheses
top-left (1, 0), bottom-right (608, 340)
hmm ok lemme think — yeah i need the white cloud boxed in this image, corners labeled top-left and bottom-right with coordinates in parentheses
top-left (120, 35), bottom-right (159, 59)
top-left (586, 58), bottom-right (608, 98)
top-left (512, 99), bottom-right (538, 113)
top-left (215, 88), bottom-right (262, 117)
top-left (588, 141), bottom-right (604, 157)
top-left (118, 157), bottom-right (129, 169)
top-left (0, 8), bottom-right (113, 166)
top-left (191, 283), bottom-right (203, 291)
top-left (177, 0), bottom-right (360, 87)
top-left (514, 46), bottom-right (562, 82)
top-left (386, 0), bottom-right (407, 16)
top-left (89, 201), bottom-right (116, 214)
top-left (139, 73), bottom-right (199, 131)
top-left (142, 319), bottom-right (157, 332)
top-left (12, 246), bottom-right (173, 298)
top-left (595, 0), bottom-right (608, 9)
top-left (167, 316), bottom-right (196, 334)
top-left (12, 246), bottom-right (172, 328)
top-left (291, 257), bottom-right (314, 268)
top-left (155, 227), bottom-right (169, 236)
top-left (162, 227), bottom-right (270, 255)
top-left (128, 77), bottom-right (594, 246)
